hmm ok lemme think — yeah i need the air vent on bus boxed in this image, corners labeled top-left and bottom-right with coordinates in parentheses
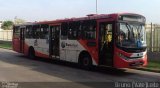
top-left (87, 14), bottom-right (98, 17)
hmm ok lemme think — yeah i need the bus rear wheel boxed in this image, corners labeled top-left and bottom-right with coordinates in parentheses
top-left (79, 54), bottom-right (92, 70)
top-left (28, 47), bottom-right (35, 59)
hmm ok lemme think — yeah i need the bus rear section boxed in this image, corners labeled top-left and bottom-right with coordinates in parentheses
top-left (12, 26), bottom-right (25, 53)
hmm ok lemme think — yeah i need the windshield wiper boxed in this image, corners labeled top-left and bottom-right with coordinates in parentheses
top-left (125, 23), bottom-right (134, 40)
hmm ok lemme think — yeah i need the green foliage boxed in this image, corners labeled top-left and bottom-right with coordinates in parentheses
top-left (0, 41), bottom-right (12, 49)
top-left (14, 17), bottom-right (26, 25)
top-left (147, 61), bottom-right (160, 69)
top-left (1, 21), bottom-right (14, 30)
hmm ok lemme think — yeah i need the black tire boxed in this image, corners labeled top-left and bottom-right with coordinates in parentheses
top-left (28, 47), bottom-right (35, 59)
top-left (79, 54), bottom-right (92, 70)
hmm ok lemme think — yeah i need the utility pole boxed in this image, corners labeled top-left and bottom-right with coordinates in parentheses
top-left (96, 0), bottom-right (98, 14)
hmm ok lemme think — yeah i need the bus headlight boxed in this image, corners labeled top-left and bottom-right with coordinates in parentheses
top-left (118, 53), bottom-right (129, 60)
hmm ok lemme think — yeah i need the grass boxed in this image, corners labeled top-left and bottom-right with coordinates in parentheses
top-left (136, 60), bottom-right (160, 73)
top-left (0, 41), bottom-right (12, 49)
top-left (147, 61), bottom-right (160, 70)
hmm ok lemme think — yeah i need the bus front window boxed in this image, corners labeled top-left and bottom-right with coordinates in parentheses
top-left (117, 22), bottom-right (146, 48)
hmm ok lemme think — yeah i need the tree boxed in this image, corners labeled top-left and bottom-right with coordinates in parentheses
top-left (14, 17), bottom-right (25, 25)
top-left (1, 21), bottom-right (14, 30)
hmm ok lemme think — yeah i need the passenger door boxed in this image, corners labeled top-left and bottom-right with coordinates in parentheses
top-left (99, 22), bottom-right (114, 66)
top-left (49, 25), bottom-right (60, 59)
top-left (13, 26), bottom-right (25, 53)
top-left (20, 26), bottom-right (25, 53)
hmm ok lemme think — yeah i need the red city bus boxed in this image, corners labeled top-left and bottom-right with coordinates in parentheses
top-left (12, 13), bottom-right (147, 68)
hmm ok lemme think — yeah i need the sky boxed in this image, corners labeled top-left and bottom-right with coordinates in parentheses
top-left (0, 0), bottom-right (159, 23)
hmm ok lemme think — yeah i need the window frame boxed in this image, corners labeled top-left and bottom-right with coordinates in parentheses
top-left (81, 20), bottom-right (97, 40)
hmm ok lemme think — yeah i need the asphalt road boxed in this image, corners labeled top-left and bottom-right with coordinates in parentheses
top-left (0, 48), bottom-right (160, 88)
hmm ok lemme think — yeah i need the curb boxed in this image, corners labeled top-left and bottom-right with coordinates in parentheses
top-left (134, 67), bottom-right (160, 73)
top-left (0, 47), bottom-right (12, 50)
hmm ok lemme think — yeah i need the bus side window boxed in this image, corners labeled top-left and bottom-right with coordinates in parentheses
top-left (82, 20), bottom-right (96, 40)
top-left (13, 26), bottom-right (20, 38)
top-left (25, 25), bottom-right (32, 38)
top-left (61, 23), bottom-right (68, 40)
top-left (68, 22), bottom-right (80, 40)
top-left (77, 24), bottom-right (82, 39)
top-left (36, 25), bottom-right (41, 39)
top-left (32, 25), bottom-right (38, 39)
top-left (40, 24), bottom-right (49, 39)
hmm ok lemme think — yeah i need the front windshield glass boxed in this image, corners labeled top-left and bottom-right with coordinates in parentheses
top-left (117, 22), bottom-right (147, 48)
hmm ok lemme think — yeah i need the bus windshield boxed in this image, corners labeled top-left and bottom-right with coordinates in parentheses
top-left (117, 22), bottom-right (147, 48)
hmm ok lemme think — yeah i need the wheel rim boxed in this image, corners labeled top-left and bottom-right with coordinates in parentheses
top-left (83, 57), bottom-right (89, 66)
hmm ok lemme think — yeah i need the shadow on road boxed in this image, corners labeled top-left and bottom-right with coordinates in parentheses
top-left (16, 54), bottom-right (135, 77)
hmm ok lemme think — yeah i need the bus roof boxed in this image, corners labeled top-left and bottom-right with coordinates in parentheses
top-left (15, 13), bottom-right (145, 26)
